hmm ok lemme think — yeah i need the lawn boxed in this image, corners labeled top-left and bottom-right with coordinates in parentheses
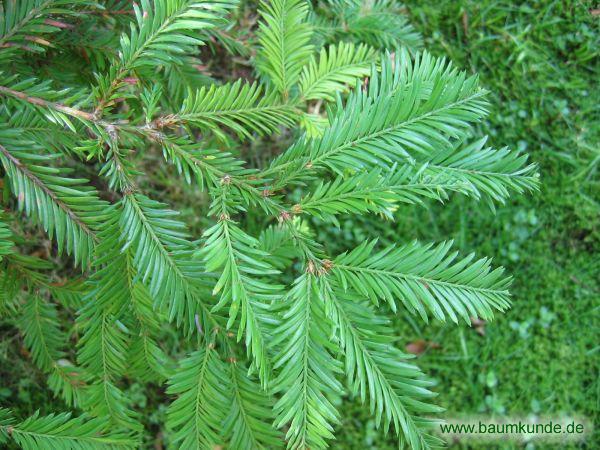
top-left (333, 1), bottom-right (599, 448)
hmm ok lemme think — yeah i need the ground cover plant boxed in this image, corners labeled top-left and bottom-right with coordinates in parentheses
top-left (333, 1), bottom-right (599, 448)
top-left (0, 1), bottom-right (547, 449)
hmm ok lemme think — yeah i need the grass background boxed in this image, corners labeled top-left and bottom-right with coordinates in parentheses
top-left (332, 1), bottom-right (599, 448)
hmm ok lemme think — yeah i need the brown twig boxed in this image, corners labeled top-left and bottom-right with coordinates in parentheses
top-left (0, 85), bottom-right (97, 122)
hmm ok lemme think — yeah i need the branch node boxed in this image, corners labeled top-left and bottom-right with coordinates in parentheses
top-left (122, 186), bottom-right (135, 196)
top-left (278, 210), bottom-right (291, 223)
top-left (321, 259), bottom-right (334, 273)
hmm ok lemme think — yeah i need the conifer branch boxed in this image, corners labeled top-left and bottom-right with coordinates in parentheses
top-left (333, 240), bottom-right (512, 323)
top-left (271, 273), bottom-right (342, 449)
top-left (120, 192), bottom-right (210, 329)
top-left (164, 80), bottom-right (300, 139)
top-left (0, 85), bottom-right (96, 122)
top-left (327, 287), bottom-right (443, 450)
top-left (256, 0), bottom-right (314, 99)
top-left (224, 362), bottom-right (282, 449)
top-left (0, 214), bottom-right (14, 262)
top-left (0, 4), bottom-right (539, 448)
top-left (298, 42), bottom-right (378, 101)
top-left (0, 0), bottom-right (84, 59)
top-left (19, 294), bottom-right (86, 407)
top-left (200, 184), bottom-right (285, 383)
top-left (94, 0), bottom-right (238, 116)
top-left (0, 408), bottom-right (137, 449)
top-left (418, 137), bottom-right (540, 205)
top-left (266, 51), bottom-right (490, 188)
top-left (201, 215), bottom-right (279, 384)
top-left (0, 143), bottom-right (103, 266)
top-left (294, 168), bottom-right (467, 223)
top-left (166, 342), bottom-right (229, 449)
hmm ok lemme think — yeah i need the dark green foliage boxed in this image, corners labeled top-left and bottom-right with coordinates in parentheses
top-left (0, 1), bottom-right (542, 449)
top-left (312, 0), bottom-right (422, 51)
top-left (0, 213), bottom-right (13, 260)
top-left (166, 346), bottom-right (229, 449)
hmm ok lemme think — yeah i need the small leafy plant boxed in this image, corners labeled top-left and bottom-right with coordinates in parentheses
top-left (0, 0), bottom-right (539, 449)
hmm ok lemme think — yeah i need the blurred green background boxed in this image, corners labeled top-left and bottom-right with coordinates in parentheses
top-left (332, 1), bottom-right (599, 448)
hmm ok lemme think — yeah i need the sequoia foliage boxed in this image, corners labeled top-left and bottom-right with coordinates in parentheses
top-left (0, 0), bottom-right (538, 449)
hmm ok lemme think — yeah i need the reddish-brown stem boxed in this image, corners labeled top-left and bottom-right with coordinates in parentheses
top-left (0, 85), bottom-right (97, 122)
